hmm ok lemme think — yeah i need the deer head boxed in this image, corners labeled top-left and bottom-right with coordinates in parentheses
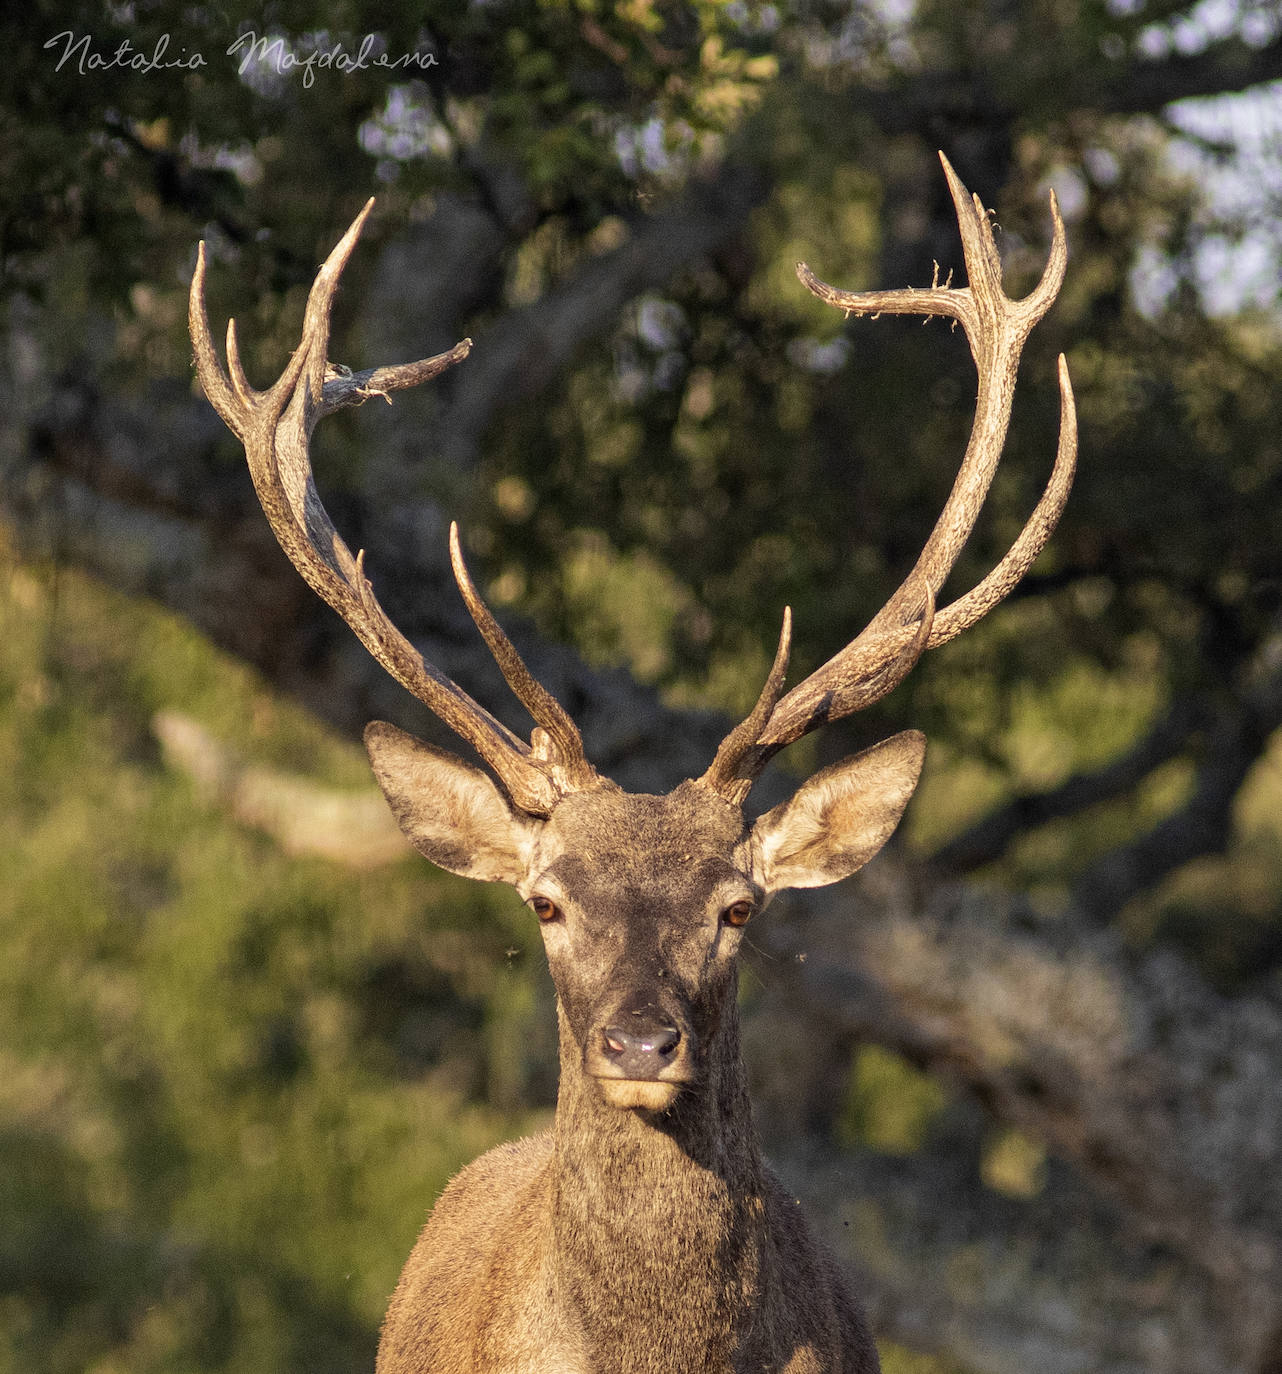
top-left (189, 153), bottom-right (1075, 1117)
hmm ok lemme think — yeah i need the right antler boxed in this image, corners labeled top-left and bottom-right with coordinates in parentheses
top-left (189, 203), bottom-right (599, 817)
top-left (701, 153), bottom-right (1078, 803)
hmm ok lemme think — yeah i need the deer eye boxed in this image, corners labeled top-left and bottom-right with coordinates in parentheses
top-left (722, 900), bottom-right (753, 928)
top-left (530, 896), bottom-right (561, 923)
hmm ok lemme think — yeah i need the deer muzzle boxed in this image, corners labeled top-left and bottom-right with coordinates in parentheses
top-left (584, 1006), bottom-right (697, 1112)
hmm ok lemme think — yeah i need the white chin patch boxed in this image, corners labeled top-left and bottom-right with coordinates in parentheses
top-left (597, 1079), bottom-right (681, 1112)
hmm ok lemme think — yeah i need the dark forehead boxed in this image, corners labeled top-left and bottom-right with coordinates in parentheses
top-left (544, 782), bottom-right (747, 889)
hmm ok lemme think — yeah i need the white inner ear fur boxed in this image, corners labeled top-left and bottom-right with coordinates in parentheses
top-left (364, 721), bottom-right (539, 885)
top-left (751, 730), bottom-right (926, 894)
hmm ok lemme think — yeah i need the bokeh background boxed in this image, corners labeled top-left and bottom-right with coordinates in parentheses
top-left (4, 2), bottom-right (1282, 1371)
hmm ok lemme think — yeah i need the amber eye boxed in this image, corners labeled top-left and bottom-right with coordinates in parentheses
top-left (530, 896), bottom-right (560, 923)
top-left (723, 900), bottom-right (753, 928)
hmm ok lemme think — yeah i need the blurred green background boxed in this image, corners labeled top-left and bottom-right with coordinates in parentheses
top-left (4, 1), bottom-right (1282, 1370)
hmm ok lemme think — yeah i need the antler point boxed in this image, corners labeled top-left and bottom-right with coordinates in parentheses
top-left (448, 522), bottom-right (473, 596)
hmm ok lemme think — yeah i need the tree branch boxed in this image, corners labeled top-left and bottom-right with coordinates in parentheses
top-left (1094, 33), bottom-right (1282, 116)
top-left (930, 695), bottom-right (1205, 873)
top-left (1071, 656), bottom-right (1282, 922)
top-left (854, 32), bottom-right (1282, 144)
top-left (433, 161), bottom-right (768, 472)
top-left (5, 377), bottom-right (731, 796)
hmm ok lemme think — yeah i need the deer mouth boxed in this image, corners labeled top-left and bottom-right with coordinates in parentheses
top-left (595, 1078), bottom-right (684, 1112)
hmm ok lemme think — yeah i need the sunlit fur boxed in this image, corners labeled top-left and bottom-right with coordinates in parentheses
top-left (366, 729), bottom-right (924, 1374)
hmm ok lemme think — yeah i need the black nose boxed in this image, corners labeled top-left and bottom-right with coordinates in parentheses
top-left (601, 1021), bottom-right (681, 1079)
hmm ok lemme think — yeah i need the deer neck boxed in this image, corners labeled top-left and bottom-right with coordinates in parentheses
top-left (549, 1000), bottom-right (768, 1372)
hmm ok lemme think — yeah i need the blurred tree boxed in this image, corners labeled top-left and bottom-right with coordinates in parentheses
top-left (4, 0), bottom-right (1282, 1370)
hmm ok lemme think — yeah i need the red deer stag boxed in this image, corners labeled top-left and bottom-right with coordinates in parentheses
top-left (189, 153), bottom-right (1074, 1374)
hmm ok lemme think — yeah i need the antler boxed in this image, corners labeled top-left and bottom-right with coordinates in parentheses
top-left (189, 201), bottom-right (598, 817)
top-left (702, 153), bottom-right (1077, 804)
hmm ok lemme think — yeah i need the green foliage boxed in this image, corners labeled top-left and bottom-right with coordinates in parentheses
top-left (0, 557), bottom-right (552, 1373)
top-left (879, 1343), bottom-right (976, 1374)
top-left (837, 1045), bottom-right (949, 1157)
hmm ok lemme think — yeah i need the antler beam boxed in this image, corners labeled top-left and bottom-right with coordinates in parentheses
top-left (701, 153), bottom-right (1077, 801)
top-left (189, 202), bottom-right (597, 816)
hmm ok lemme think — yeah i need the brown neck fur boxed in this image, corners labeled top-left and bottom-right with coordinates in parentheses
top-left (549, 993), bottom-right (769, 1374)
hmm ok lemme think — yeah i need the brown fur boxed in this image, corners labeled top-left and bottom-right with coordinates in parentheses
top-left (378, 1023), bottom-right (879, 1374)
top-left (366, 749), bottom-right (916, 1373)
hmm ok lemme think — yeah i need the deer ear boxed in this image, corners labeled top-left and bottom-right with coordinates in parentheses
top-left (364, 721), bottom-right (538, 885)
top-left (751, 731), bottom-right (925, 894)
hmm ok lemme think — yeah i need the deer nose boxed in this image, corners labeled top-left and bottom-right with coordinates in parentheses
top-left (601, 1021), bottom-right (682, 1079)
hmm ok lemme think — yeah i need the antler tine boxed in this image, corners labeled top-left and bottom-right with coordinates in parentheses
top-left (753, 579), bottom-right (936, 768)
top-left (449, 524), bottom-right (598, 791)
top-left (189, 207), bottom-right (585, 817)
top-left (697, 607), bottom-right (792, 805)
top-left (928, 353), bottom-right (1076, 647)
top-left (701, 155), bottom-right (1074, 796)
top-left (190, 243), bottom-right (249, 441)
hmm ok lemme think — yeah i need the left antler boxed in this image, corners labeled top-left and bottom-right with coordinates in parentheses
top-left (701, 153), bottom-right (1077, 803)
top-left (189, 202), bottom-right (599, 817)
